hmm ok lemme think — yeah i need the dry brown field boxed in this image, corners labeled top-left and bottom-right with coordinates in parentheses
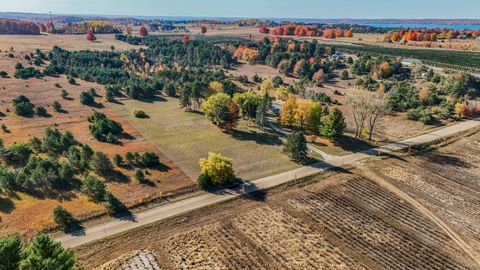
top-left (0, 33), bottom-right (140, 53)
top-left (75, 131), bottom-right (480, 269)
top-left (0, 51), bottom-right (193, 238)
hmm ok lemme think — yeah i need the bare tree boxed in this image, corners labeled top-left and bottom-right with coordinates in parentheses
top-left (366, 92), bottom-right (389, 140)
top-left (347, 90), bottom-right (370, 138)
top-left (347, 90), bottom-right (388, 140)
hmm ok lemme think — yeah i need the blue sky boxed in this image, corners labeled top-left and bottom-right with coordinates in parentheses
top-left (2, 0), bottom-right (479, 19)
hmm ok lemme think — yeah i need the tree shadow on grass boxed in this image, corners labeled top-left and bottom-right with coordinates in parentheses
top-left (0, 197), bottom-right (15, 213)
top-left (331, 135), bottom-right (376, 153)
top-left (226, 129), bottom-right (283, 146)
top-left (136, 96), bottom-right (167, 104)
top-left (105, 170), bottom-right (130, 183)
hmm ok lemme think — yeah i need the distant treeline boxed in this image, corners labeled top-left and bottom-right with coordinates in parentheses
top-left (0, 19), bottom-right (40, 35)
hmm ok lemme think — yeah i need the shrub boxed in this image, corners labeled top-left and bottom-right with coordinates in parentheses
top-left (133, 109), bottom-right (149, 118)
top-left (113, 154), bottom-right (123, 167)
top-left (134, 169), bottom-right (145, 183)
top-left (35, 106), bottom-right (48, 117)
top-left (80, 91), bottom-right (94, 106)
top-left (272, 76), bottom-right (283, 87)
top-left (68, 77), bottom-right (76, 85)
top-left (61, 89), bottom-right (69, 99)
top-left (12, 95), bottom-right (35, 117)
top-left (406, 107), bottom-right (434, 124)
top-left (103, 192), bottom-right (126, 215)
top-left (53, 206), bottom-right (75, 230)
top-left (0, 71), bottom-right (8, 78)
top-left (52, 101), bottom-right (62, 112)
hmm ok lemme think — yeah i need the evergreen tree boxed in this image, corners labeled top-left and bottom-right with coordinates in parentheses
top-left (255, 91), bottom-right (270, 129)
top-left (0, 234), bottom-right (22, 270)
top-left (81, 175), bottom-right (106, 202)
top-left (89, 152), bottom-right (113, 176)
top-left (284, 132), bottom-right (308, 163)
top-left (319, 108), bottom-right (346, 140)
top-left (53, 206), bottom-right (75, 230)
top-left (19, 235), bottom-right (76, 270)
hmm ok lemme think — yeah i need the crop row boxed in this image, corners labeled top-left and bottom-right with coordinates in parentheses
top-left (334, 43), bottom-right (480, 72)
top-left (290, 190), bottom-right (467, 270)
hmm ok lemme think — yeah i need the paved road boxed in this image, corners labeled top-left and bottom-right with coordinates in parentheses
top-left (55, 119), bottom-right (480, 248)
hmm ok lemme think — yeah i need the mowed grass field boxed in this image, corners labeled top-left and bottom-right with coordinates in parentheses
top-left (112, 96), bottom-right (300, 180)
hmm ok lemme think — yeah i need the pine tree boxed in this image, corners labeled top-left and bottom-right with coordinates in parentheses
top-left (319, 108), bottom-right (346, 140)
top-left (284, 132), bottom-right (308, 163)
top-left (255, 91), bottom-right (270, 129)
top-left (53, 206), bottom-right (75, 230)
top-left (0, 235), bottom-right (22, 270)
top-left (20, 235), bottom-right (76, 270)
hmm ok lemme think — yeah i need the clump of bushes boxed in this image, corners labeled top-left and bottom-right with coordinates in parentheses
top-left (133, 109), bottom-right (149, 118)
top-left (406, 107), bottom-right (434, 124)
top-left (80, 91), bottom-right (94, 106)
top-left (14, 67), bottom-right (43, 79)
top-left (87, 112), bottom-right (123, 143)
top-left (12, 95), bottom-right (35, 117)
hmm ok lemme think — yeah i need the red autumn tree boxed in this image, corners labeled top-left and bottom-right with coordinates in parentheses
top-left (86, 29), bottom-right (96, 41)
top-left (259, 26), bottom-right (269, 34)
top-left (139, 26), bottom-right (148, 37)
top-left (181, 35), bottom-right (190, 43)
top-left (200, 26), bottom-right (207, 34)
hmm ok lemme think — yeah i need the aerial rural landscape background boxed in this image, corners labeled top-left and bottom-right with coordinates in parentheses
top-left (0, 0), bottom-right (480, 269)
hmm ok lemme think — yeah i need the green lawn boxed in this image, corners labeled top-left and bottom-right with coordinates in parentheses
top-left (112, 96), bottom-right (300, 180)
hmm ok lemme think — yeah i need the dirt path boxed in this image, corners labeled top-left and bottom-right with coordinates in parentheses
top-left (353, 163), bottom-right (480, 267)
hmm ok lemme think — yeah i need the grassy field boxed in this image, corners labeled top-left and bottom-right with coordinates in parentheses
top-left (112, 96), bottom-right (301, 180)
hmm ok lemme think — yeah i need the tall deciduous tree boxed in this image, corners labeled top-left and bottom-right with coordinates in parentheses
top-left (280, 95), bottom-right (297, 127)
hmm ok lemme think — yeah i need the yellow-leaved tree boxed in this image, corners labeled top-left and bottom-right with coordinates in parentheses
top-left (295, 99), bottom-right (313, 128)
top-left (198, 152), bottom-right (236, 189)
top-left (280, 95), bottom-right (298, 127)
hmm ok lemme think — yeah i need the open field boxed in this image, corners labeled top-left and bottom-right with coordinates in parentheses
top-left (75, 137), bottom-right (480, 269)
top-left (0, 33), bottom-right (141, 52)
top-left (0, 53), bottom-right (192, 238)
top-left (112, 96), bottom-right (300, 180)
top-left (366, 131), bottom-right (480, 255)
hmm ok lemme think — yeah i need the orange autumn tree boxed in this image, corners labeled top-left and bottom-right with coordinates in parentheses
top-left (181, 35), bottom-right (190, 43)
top-left (233, 45), bottom-right (259, 62)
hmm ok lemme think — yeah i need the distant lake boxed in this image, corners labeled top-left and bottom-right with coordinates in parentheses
top-left (362, 23), bottom-right (480, 30)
